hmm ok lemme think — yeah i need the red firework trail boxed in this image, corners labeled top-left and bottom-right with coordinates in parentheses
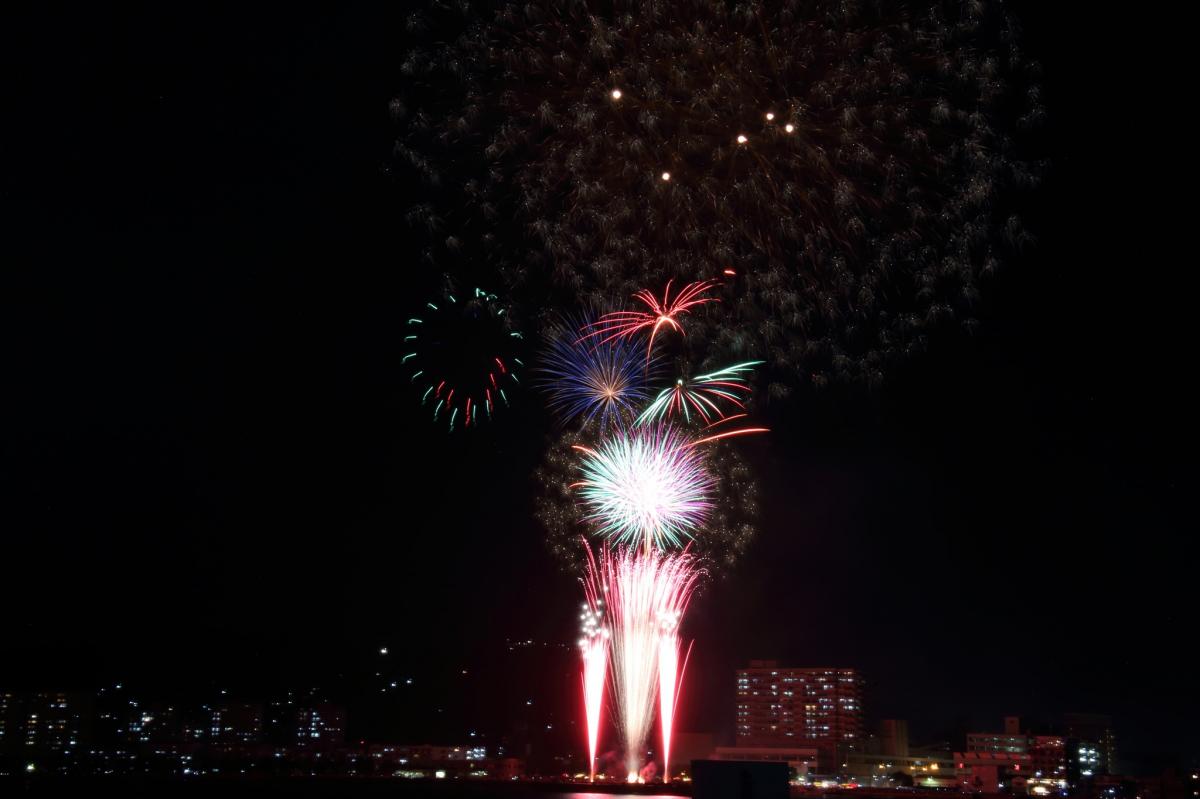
top-left (580, 544), bottom-right (610, 783)
top-left (687, 427), bottom-right (771, 448)
top-left (579, 280), bottom-right (718, 360)
top-left (586, 545), bottom-right (702, 783)
top-left (659, 638), bottom-right (693, 783)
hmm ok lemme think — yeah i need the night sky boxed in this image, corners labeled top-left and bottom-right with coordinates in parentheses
top-left (3, 3), bottom-right (1190, 771)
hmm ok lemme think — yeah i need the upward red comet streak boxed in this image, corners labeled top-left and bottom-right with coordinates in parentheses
top-left (579, 280), bottom-right (718, 360)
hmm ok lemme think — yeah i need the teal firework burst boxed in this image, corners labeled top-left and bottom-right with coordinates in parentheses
top-left (636, 362), bottom-right (762, 426)
top-left (572, 425), bottom-right (714, 550)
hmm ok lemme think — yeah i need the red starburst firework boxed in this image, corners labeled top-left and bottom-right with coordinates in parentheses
top-left (579, 280), bottom-right (717, 359)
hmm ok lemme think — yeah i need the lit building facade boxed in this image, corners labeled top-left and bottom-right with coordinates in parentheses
top-left (94, 685), bottom-right (180, 748)
top-left (1064, 713), bottom-right (1117, 782)
top-left (0, 692), bottom-right (89, 772)
top-left (956, 750), bottom-right (1034, 793)
top-left (844, 750), bottom-right (961, 788)
top-left (968, 717), bottom-right (1030, 755)
top-left (185, 703), bottom-right (263, 746)
top-left (958, 717), bottom-right (1071, 795)
top-left (295, 704), bottom-right (346, 747)
top-left (735, 662), bottom-right (863, 769)
top-left (1029, 735), bottom-right (1067, 782)
top-left (713, 745), bottom-right (819, 778)
top-left (0, 692), bottom-right (11, 750)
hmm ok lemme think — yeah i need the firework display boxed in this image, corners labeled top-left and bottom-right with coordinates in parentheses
top-left (404, 286), bottom-right (524, 431)
top-left (544, 420), bottom-right (756, 778)
top-left (393, 0), bottom-right (1041, 782)
top-left (398, 0), bottom-right (1042, 388)
top-left (636, 361), bottom-right (763, 426)
top-left (537, 429), bottom-right (759, 575)
top-left (572, 425), bottom-right (715, 551)
top-left (657, 612), bottom-right (691, 783)
top-left (579, 547), bottom-right (610, 782)
top-left (579, 281), bottom-right (718, 360)
top-left (586, 546), bottom-right (702, 782)
top-left (537, 316), bottom-right (655, 431)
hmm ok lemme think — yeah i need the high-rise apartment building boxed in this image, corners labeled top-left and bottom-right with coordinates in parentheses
top-left (735, 661), bottom-right (863, 769)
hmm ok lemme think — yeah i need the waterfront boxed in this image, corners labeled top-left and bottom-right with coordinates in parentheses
top-left (2, 777), bottom-right (690, 798)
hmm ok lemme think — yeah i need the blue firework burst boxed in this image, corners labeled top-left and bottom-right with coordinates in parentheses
top-left (537, 318), bottom-right (656, 430)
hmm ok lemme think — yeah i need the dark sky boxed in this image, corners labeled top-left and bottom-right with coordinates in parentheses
top-left (2, 2), bottom-right (1190, 772)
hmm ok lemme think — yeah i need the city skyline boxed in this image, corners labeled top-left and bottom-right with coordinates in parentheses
top-left (2, 0), bottom-right (1192, 790)
top-left (5, 662), bottom-right (1185, 794)
top-left (0, 659), bottom-right (1176, 779)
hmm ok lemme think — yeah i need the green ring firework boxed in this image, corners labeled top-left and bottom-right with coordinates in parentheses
top-left (404, 286), bottom-right (524, 432)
